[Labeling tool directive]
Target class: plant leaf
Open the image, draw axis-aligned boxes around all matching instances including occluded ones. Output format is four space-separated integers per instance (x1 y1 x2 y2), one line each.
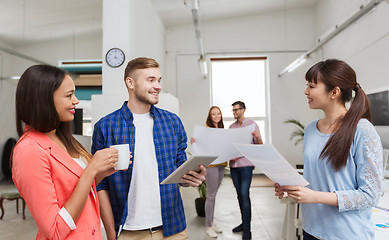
284 118 305 146
294 138 303 146
284 119 305 131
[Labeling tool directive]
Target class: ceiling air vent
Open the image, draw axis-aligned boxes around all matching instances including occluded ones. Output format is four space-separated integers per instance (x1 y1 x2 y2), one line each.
58 59 102 74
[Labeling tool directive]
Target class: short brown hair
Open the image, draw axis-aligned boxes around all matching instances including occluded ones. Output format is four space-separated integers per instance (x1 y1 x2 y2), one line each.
124 57 159 82
232 101 246 109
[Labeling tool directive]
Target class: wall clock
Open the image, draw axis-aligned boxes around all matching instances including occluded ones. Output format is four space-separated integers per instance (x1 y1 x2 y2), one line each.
105 48 125 68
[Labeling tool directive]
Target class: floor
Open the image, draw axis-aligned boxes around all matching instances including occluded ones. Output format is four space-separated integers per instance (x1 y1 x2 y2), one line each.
0 179 38 239
0 176 285 240
181 176 284 240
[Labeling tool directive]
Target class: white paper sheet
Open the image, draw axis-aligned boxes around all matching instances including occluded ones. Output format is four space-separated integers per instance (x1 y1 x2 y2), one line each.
233 143 309 186
191 124 256 165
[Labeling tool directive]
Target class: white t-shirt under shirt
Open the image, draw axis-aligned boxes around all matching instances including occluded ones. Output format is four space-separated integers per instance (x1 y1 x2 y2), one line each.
123 112 163 230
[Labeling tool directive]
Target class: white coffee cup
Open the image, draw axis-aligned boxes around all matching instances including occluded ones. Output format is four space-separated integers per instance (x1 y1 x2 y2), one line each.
110 144 130 170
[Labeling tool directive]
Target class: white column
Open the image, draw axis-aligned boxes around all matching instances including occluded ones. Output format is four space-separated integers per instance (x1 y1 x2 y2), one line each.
92 0 167 126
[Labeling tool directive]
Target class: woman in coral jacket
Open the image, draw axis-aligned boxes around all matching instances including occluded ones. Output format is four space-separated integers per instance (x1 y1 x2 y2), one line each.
12 65 122 239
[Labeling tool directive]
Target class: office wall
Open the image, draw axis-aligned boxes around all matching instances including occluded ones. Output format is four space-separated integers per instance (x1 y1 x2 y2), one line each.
14 30 103 75
0 40 17 77
313 0 389 148
165 8 319 166
0 80 18 180
0 42 19 180
92 0 166 126
0 31 102 180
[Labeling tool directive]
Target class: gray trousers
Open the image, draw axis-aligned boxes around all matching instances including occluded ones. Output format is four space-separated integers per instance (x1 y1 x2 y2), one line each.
205 165 225 227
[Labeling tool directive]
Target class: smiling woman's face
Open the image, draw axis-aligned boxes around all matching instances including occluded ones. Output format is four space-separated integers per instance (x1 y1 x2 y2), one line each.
304 79 333 110
210 107 222 124
53 75 79 122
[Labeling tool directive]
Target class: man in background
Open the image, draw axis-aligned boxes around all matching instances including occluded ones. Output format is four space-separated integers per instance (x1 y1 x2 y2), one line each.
229 101 262 240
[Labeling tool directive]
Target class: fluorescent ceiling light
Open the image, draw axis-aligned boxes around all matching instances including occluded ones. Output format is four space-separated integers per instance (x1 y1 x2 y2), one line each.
287 57 307 73
198 57 208 78
278 56 307 77
0 76 20 80
184 0 199 10
278 0 384 77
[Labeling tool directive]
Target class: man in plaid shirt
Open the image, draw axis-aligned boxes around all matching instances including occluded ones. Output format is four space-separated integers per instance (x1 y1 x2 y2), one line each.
92 57 206 240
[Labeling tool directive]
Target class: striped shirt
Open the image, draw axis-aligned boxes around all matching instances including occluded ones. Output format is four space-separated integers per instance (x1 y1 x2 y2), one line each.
93 102 188 237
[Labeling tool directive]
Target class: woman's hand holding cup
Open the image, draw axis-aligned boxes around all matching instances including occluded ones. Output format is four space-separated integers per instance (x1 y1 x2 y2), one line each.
90 148 119 174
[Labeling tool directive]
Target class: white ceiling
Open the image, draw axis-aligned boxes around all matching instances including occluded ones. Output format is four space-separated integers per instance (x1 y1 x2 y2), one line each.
0 0 317 47
153 0 318 26
0 0 102 46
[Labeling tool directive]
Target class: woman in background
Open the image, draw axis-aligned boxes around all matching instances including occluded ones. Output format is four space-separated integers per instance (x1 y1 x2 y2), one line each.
191 106 226 238
13 65 123 239
274 59 383 240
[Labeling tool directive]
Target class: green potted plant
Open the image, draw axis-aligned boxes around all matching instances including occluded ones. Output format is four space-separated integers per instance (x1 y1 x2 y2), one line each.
284 119 305 169
284 119 305 145
195 181 206 217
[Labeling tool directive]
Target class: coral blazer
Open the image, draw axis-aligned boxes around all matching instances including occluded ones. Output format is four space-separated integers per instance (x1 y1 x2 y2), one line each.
12 130 101 240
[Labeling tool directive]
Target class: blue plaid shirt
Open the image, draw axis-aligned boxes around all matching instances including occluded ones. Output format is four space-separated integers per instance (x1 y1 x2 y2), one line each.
92 102 188 237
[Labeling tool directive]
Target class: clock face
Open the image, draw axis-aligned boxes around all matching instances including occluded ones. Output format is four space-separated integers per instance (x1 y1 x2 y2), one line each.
105 48 125 68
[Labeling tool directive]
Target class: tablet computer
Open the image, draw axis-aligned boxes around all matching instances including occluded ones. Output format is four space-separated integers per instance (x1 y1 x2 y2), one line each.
160 155 218 184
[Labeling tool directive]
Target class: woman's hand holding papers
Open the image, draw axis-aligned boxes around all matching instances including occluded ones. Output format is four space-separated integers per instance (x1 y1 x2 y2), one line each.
278 185 316 203
274 183 288 199
180 165 206 187
274 183 338 206
274 183 316 203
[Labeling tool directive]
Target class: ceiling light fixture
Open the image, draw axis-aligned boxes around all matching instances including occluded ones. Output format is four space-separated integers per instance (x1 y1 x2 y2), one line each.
278 0 384 77
285 56 307 74
198 57 208 78
184 0 199 10
185 0 208 78
0 76 20 81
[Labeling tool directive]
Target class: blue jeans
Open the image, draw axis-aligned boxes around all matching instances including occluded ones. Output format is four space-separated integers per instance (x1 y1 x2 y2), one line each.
230 166 254 231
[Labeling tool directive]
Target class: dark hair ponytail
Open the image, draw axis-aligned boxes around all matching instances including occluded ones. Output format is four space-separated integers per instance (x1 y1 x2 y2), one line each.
305 59 371 171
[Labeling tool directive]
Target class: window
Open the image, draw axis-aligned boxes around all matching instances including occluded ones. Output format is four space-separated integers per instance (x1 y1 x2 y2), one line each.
211 57 269 143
